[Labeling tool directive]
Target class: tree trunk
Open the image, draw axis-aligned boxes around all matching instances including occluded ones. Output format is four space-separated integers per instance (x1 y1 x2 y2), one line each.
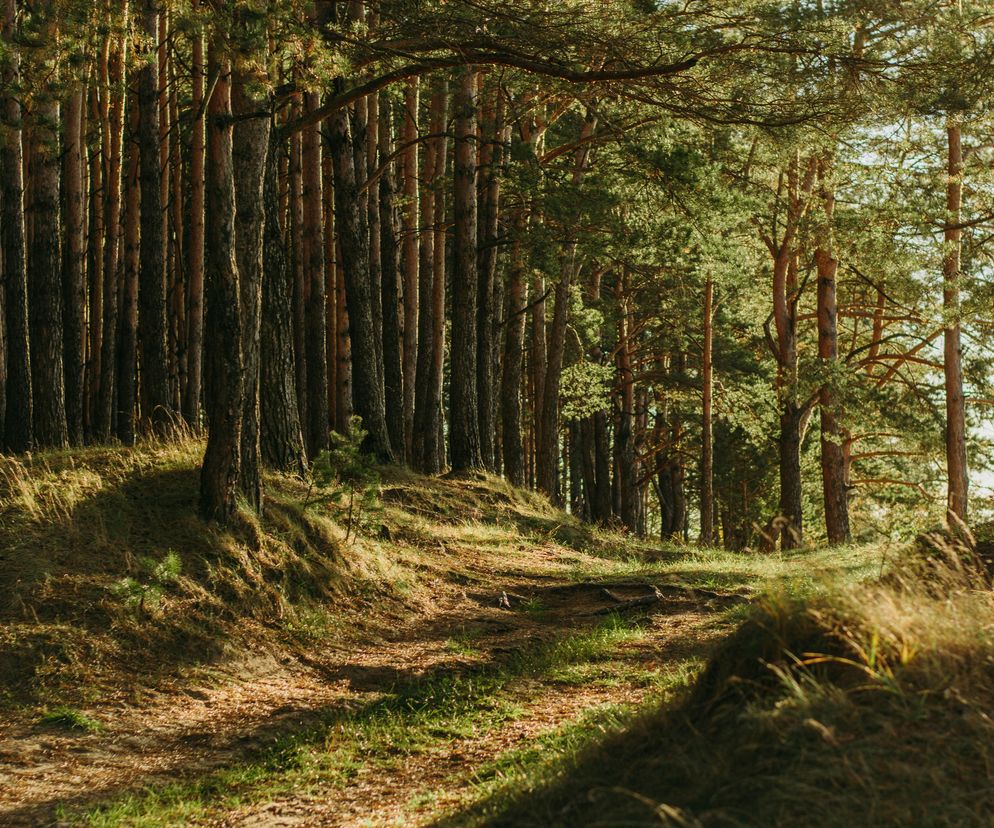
327 105 393 461
137 0 170 431
26 14 68 449
289 97 307 435
815 158 851 544
96 27 128 441
779 403 803 549
943 120 968 522
200 54 242 524
335 233 353 434
62 88 85 445
501 222 526 486
700 277 715 546
117 96 140 445
260 123 307 475
449 67 482 472
302 92 329 458
88 74 106 438
232 76 269 512
616 273 637 532
476 87 504 472
412 81 448 474
1 0 31 452
184 9 205 430
379 101 405 455
401 79 419 461
536 264 572 501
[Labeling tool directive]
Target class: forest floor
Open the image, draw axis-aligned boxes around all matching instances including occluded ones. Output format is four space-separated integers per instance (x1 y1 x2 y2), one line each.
0 441 907 827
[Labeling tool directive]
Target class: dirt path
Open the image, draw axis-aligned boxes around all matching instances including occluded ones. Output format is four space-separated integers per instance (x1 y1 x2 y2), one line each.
0 560 734 827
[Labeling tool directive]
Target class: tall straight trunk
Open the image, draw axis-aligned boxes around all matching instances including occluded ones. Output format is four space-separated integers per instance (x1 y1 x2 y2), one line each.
401 79 419 460
536 264 573 500
184 10 205 429
261 124 307 475
536 116 594 500
327 105 393 461
577 417 596 519
700 277 715 545
476 87 503 472
944 120 968 521
530 275 547 463
379 101 405 454
302 93 329 457
350 85 383 399
366 91 384 422
1 0 31 452
201 53 243 524
158 9 177 408
815 158 851 543
26 12 68 448
779 403 803 546
169 56 185 412
137 0 170 430
117 95 140 444
289 100 307 431
501 223 526 486
62 88 85 444
615 273 637 532
96 27 128 441
412 81 448 473
88 68 106 435
323 145 337 430
449 67 482 471
593 409 612 521
335 234 353 433
232 78 270 512
430 104 449 471
767 154 815 549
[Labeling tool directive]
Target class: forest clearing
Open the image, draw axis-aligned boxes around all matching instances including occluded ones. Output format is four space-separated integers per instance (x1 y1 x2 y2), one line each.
4 0 994 825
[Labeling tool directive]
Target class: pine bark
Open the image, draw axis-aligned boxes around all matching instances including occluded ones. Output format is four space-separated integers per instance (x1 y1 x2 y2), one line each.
96 28 128 441
449 68 483 471
117 96 141 444
232 77 270 511
26 9 68 448
260 124 307 475
1 0 31 452
943 121 969 522
137 0 170 430
327 105 394 461
700 278 715 545
302 93 329 457
401 80 419 461
379 102 405 455
476 87 503 472
62 89 85 444
412 81 448 473
184 12 205 429
815 158 851 544
200 55 243 523
501 221 526 486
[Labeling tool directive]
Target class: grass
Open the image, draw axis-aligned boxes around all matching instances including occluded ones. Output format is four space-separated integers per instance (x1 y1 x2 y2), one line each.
444 538 994 827
71 616 646 827
4 438 909 828
38 705 104 733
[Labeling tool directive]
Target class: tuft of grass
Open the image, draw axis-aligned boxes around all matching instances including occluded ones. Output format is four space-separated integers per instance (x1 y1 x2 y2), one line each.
39 705 104 733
